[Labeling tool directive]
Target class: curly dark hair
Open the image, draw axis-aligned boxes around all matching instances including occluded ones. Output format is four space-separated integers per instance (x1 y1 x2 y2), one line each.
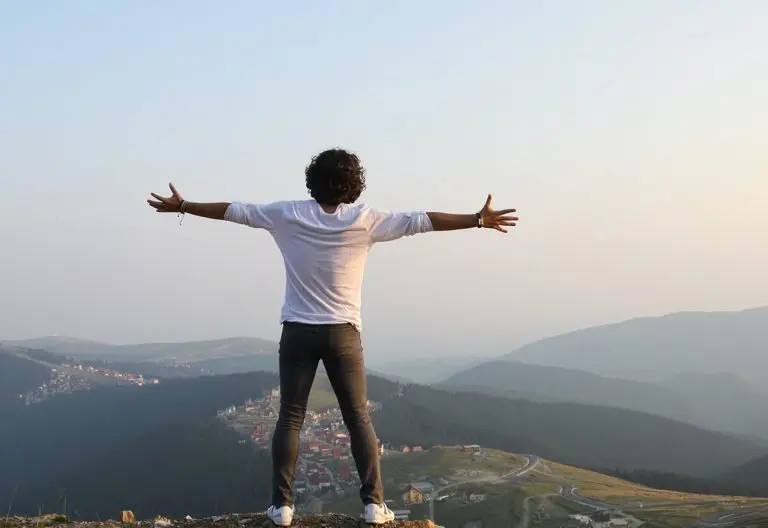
305 148 366 206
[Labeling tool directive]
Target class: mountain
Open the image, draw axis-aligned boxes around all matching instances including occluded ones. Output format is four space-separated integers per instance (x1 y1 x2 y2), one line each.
372 384 765 476
725 454 768 492
441 360 695 422
367 356 492 384
503 306 768 384
5 335 277 362
658 372 768 439
0 344 193 408
443 360 768 440
4 336 279 374
4 362 767 518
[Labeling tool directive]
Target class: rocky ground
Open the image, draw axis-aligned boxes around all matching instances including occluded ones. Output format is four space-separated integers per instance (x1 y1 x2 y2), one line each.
1 513 438 528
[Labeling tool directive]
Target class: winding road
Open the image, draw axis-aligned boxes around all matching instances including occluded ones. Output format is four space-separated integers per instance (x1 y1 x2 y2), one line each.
429 454 541 521
696 505 768 527
555 473 768 528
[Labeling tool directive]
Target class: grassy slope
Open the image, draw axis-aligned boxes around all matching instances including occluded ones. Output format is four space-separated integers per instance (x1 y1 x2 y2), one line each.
546 460 763 504
327 448 768 528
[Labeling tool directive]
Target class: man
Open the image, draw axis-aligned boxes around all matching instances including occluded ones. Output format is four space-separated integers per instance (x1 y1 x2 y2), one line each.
147 148 518 526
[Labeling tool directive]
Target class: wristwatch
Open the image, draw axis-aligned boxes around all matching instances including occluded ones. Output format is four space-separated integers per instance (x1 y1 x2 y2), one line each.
476 212 483 228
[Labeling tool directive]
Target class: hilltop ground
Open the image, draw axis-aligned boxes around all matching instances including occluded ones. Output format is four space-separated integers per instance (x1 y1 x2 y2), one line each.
2 513 437 528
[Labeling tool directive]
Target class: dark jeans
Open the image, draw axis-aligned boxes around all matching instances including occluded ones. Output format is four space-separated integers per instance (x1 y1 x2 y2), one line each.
271 321 384 507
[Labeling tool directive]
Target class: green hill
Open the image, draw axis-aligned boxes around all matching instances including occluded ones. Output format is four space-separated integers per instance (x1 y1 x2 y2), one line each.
725 454 768 490
15 419 272 520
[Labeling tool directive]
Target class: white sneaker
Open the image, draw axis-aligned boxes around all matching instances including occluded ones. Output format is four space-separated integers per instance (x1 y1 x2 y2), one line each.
364 503 395 524
266 505 294 526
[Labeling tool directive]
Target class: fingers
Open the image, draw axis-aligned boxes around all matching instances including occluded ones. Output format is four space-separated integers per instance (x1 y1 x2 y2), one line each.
169 182 181 198
484 193 492 209
151 192 170 204
496 208 516 215
147 199 173 212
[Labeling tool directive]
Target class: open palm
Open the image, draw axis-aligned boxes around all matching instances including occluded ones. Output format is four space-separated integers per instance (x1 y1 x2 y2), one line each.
479 194 518 233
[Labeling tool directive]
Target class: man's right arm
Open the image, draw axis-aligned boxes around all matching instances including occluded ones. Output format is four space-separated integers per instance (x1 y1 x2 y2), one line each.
426 213 481 231
147 183 284 230
428 195 517 234
370 194 517 242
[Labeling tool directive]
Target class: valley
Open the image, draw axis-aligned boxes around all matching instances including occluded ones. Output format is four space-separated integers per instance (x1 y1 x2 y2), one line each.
6 309 768 527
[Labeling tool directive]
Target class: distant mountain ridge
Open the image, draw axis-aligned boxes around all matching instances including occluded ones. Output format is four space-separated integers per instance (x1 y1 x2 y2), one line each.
503 306 768 384
442 360 695 422
4 335 276 360
3 336 279 375
442 306 768 440
442 359 768 440
367 356 492 384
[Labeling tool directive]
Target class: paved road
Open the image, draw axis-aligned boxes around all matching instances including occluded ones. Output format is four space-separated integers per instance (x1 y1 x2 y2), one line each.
697 504 768 527
429 454 541 521
560 486 616 510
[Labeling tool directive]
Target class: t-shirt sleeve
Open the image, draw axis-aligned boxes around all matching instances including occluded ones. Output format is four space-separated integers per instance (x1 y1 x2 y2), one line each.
368 208 434 243
224 201 287 230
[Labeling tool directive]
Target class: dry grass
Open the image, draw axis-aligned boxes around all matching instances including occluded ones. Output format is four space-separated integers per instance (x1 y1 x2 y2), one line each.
547 461 763 505
381 447 523 485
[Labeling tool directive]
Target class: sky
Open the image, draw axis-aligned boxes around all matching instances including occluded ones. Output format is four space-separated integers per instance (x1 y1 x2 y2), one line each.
1 1 767 360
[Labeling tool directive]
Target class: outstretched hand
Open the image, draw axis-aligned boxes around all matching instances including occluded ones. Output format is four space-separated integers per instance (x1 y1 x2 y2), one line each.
479 194 518 233
147 183 184 213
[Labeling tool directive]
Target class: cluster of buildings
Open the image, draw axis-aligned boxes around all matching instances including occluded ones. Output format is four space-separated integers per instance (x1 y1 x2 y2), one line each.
401 481 487 506
21 364 159 405
216 388 474 522
21 368 91 405
63 362 160 386
566 512 630 528
216 390 404 501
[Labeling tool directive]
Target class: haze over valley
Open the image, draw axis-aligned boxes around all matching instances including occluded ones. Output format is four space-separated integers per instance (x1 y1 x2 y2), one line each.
4 2 768 526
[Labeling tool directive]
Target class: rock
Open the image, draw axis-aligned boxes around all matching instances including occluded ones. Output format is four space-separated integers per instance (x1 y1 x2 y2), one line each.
1 513 440 528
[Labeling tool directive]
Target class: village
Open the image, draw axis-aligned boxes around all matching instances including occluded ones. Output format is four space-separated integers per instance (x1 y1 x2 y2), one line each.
215 388 495 521
21 363 160 405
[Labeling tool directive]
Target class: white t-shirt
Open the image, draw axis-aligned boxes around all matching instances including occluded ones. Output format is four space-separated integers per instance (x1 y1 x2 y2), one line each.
224 199 433 330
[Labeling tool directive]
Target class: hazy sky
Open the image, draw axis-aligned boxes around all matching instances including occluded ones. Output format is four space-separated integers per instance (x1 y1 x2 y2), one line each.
2 1 767 360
